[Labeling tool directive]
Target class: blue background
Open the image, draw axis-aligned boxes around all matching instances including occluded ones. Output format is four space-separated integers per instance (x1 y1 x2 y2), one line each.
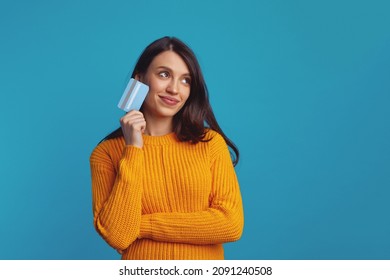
1 0 389 260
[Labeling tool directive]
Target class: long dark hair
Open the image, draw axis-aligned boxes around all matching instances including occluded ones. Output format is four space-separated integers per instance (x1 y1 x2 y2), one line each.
100 36 239 165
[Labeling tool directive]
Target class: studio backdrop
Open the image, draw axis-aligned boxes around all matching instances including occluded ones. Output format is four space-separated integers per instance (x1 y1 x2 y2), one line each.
0 0 389 259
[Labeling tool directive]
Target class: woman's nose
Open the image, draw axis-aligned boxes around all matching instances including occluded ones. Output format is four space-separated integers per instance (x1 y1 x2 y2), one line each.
167 79 179 94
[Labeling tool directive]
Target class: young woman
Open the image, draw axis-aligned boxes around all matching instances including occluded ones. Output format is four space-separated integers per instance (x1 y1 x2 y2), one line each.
90 36 244 260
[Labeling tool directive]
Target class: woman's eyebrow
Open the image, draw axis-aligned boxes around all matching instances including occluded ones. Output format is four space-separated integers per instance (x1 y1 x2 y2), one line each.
156 66 190 76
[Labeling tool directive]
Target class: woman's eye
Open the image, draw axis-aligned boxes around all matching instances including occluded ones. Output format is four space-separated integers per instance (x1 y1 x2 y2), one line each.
182 77 191 85
159 71 169 78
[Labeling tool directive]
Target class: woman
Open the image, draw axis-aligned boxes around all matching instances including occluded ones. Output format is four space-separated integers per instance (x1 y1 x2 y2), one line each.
90 36 244 260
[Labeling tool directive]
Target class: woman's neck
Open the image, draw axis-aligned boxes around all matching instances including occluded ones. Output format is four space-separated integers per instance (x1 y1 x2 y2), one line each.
143 114 174 136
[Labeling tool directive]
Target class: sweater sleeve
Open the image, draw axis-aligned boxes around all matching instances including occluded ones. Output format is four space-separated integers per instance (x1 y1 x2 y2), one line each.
139 133 244 245
90 143 144 250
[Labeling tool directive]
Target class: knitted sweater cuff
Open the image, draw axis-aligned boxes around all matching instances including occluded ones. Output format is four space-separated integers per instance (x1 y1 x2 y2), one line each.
139 214 152 239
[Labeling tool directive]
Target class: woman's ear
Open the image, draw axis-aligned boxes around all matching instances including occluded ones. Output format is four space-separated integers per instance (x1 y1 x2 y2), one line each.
134 74 142 82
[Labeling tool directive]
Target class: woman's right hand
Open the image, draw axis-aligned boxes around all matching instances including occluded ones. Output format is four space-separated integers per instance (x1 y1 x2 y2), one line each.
120 110 146 148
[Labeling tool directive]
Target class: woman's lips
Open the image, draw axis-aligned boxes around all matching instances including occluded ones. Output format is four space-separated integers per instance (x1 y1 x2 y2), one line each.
159 95 180 106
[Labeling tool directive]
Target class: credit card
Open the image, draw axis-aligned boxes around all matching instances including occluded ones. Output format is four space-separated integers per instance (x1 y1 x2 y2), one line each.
117 78 149 112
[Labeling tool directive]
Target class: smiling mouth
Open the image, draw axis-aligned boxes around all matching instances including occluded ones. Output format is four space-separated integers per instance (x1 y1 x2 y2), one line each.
159 95 180 106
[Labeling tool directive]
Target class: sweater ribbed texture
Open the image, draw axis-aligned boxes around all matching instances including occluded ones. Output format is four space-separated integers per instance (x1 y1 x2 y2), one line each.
90 129 244 260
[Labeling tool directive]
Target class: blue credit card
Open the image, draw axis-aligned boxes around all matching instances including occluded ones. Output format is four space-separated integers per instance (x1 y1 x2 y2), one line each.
117 78 149 112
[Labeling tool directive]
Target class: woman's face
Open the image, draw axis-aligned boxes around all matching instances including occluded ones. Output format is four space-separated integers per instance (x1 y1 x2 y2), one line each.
138 51 191 119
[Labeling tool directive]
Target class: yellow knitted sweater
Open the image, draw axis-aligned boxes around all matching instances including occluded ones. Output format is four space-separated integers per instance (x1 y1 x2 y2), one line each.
90 129 244 260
